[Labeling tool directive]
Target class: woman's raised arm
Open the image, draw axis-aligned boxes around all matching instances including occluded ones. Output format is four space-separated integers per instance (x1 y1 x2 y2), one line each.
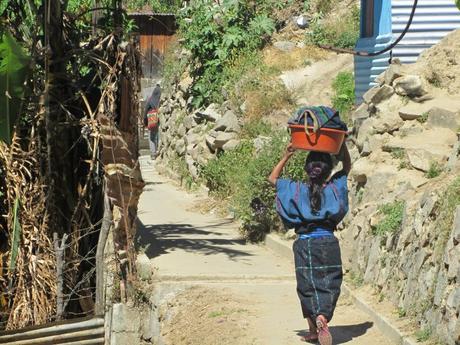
268 144 296 186
339 143 351 174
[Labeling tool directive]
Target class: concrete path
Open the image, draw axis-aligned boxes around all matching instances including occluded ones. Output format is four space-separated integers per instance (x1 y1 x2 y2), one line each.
136 156 395 345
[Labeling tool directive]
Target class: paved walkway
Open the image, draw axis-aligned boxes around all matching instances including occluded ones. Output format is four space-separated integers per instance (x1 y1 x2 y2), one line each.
136 156 394 345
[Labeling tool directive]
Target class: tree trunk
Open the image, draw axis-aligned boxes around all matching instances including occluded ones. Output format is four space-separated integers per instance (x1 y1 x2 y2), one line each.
43 0 74 236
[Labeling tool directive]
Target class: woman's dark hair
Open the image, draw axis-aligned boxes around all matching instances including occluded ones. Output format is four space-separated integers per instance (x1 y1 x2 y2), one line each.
305 152 333 212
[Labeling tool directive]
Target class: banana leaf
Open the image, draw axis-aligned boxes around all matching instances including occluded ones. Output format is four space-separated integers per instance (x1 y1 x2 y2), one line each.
0 0 8 16
0 33 31 144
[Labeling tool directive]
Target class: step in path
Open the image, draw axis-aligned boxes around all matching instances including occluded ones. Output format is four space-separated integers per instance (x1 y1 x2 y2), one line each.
136 156 394 345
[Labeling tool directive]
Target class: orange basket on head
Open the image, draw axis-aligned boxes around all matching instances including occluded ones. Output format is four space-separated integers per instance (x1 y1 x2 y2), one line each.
289 125 346 154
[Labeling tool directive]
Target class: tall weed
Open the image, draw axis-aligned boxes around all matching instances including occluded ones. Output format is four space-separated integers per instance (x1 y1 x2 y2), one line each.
332 71 355 123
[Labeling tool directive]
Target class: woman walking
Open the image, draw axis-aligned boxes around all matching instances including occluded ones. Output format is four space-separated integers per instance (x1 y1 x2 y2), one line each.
268 143 351 345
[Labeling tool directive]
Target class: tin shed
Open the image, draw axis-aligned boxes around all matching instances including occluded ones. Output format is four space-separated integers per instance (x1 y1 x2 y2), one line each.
354 0 460 103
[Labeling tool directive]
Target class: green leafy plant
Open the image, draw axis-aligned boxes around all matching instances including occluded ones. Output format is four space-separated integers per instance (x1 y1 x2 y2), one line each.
200 130 309 241
0 33 31 143
417 112 429 124
240 119 273 139
347 271 364 287
388 148 411 170
332 71 355 122
425 161 442 179
307 5 359 49
178 0 275 108
200 141 255 198
373 200 405 236
122 0 183 13
356 188 364 203
397 307 407 318
0 0 9 15
415 328 432 342
389 148 405 160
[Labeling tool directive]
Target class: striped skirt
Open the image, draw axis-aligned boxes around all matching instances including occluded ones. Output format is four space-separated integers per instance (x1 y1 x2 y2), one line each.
293 236 343 322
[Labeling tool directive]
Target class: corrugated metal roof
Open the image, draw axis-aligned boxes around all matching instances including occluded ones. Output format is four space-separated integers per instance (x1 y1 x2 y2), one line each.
392 0 460 63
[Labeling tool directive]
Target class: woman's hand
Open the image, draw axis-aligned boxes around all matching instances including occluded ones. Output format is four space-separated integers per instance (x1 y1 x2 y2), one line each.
268 143 296 186
284 143 296 158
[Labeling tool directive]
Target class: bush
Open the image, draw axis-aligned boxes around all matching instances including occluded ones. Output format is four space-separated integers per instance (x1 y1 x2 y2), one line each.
307 5 360 49
178 0 275 108
332 71 355 123
373 200 405 236
200 141 254 198
425 161 442 179
240 118 273 139
200 130 309 241
125 0 183 13
223 50 297 120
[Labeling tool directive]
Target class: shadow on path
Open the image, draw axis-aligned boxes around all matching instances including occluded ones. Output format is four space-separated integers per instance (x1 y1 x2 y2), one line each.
136 219 252 260
295 321 374 344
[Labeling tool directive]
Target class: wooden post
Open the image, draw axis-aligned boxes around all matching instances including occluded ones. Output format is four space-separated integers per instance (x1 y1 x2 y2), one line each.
53 233 68 321
95 192 112 316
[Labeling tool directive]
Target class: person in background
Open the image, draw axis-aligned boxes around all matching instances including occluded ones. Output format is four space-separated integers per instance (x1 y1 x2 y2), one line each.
268 143 351 345
144 82 161 160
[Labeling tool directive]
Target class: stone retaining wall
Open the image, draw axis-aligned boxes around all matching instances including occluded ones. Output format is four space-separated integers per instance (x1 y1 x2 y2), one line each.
341 61 460 344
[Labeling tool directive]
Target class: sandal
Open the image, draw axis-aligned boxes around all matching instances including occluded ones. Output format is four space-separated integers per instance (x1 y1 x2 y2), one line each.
301 332 319 343
316 315 332 345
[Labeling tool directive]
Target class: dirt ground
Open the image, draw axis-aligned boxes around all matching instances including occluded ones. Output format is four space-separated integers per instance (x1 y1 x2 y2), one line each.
160 283 394 345
161 286 257 345
409 29 460 96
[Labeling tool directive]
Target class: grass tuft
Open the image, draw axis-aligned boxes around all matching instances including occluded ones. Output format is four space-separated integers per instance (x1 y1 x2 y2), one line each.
425 161 442 179
373 201 405 236
332 71 355 124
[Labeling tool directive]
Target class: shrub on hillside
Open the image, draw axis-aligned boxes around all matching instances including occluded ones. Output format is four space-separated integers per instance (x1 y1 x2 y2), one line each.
332 71 355 123
307 5 360 49
222 50 297 120
373 200 405 236
200 130 309 241
178 0 276 108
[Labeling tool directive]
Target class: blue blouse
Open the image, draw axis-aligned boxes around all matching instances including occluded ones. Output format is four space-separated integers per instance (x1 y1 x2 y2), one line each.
275 171 349 230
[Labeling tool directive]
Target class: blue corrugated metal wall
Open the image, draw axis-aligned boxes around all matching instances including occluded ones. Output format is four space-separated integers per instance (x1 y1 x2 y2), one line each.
392 0 460 63
355 0 393 104
355 0 460 103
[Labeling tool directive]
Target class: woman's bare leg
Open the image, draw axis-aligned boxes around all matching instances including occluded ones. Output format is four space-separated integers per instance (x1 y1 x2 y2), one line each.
302 317 318 342
307 317 317 333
